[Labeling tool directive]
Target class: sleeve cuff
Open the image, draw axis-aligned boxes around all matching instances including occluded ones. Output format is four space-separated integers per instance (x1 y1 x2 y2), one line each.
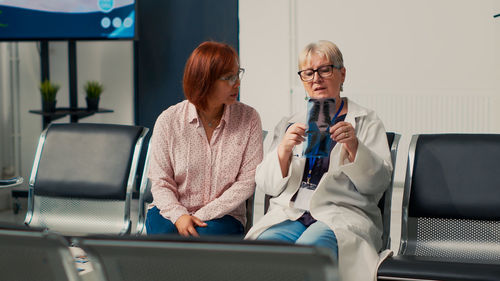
339 141 378 179
160 207 189 224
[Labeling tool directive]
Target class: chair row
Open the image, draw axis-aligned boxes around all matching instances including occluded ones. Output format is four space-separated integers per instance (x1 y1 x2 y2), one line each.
259 132 500 281
378 134 500 280
2 123 500 280
0 125 401 243
0 221 338 281
258 132 500 280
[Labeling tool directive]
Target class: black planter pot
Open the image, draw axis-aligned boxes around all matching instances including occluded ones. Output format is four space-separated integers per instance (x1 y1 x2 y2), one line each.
86 97 100 111
42 100 56 112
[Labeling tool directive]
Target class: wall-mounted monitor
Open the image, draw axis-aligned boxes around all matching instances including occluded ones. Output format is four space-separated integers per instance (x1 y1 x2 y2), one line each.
0 0 136 40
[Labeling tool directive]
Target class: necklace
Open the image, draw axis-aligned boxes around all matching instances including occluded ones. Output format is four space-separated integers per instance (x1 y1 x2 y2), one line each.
207 119 217 127
199 110 223 128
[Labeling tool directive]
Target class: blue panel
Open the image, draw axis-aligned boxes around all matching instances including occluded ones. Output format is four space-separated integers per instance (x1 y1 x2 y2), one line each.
0 3 136 40
134 0 239 130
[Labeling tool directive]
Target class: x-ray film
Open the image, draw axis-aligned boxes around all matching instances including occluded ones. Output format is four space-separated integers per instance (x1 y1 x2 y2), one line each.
302 98 336 158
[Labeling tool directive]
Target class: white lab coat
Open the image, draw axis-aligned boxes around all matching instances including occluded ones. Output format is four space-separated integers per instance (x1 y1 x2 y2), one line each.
245 98 393 281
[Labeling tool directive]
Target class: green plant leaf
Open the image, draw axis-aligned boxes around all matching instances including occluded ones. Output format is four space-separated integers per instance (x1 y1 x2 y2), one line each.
84 80 104 99
39 80 60 102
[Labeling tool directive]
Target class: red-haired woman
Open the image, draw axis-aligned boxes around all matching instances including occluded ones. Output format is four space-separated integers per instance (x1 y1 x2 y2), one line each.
146 41 263 237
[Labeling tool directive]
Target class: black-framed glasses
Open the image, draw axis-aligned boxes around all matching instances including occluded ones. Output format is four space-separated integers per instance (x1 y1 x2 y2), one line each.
220 68 245 85
297 64 341 82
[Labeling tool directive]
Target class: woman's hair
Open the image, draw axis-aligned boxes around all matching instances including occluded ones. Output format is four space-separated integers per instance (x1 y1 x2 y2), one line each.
298 40 344 91
183 41 238 110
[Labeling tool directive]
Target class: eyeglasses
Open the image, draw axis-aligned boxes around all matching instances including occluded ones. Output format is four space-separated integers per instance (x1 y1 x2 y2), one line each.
297 64 341 82
220 68 245 85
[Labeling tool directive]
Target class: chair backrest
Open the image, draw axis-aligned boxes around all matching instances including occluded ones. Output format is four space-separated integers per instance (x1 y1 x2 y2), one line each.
76 235 338 281
379 132 401 250
399 134 500 261
245 192 254 233
25 123 148 235
136 139 153 235
0 222 81 281
263 132 400 251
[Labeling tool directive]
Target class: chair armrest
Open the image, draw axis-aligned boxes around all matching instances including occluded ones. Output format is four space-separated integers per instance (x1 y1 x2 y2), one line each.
0 177 24 188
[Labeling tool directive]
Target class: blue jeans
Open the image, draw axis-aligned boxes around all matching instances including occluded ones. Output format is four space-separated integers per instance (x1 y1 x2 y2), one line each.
146 206 244 236
257 220 338 258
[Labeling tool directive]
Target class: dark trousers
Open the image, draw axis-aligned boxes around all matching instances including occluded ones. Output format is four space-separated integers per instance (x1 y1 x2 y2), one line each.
146 206 244 236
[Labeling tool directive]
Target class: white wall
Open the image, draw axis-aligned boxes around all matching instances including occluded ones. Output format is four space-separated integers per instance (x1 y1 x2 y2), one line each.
239 0 294 132
240 0 500 221
49 41 135 124
0 41 134 209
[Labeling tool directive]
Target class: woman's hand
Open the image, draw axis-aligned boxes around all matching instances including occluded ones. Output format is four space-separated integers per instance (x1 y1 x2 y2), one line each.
330 121 358 162
277 123 306 177
175 214 207 237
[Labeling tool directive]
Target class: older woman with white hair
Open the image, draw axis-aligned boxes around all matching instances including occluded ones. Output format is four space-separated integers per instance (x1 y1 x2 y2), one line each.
245 40 392 281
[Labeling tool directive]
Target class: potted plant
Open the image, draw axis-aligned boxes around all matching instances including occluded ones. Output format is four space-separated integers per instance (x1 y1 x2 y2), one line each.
84 80 103 111
39 79 59 112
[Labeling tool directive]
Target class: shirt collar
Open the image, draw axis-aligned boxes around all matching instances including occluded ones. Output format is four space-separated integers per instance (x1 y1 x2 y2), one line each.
187 101 199 125
187 101 231 128
219 104 230 126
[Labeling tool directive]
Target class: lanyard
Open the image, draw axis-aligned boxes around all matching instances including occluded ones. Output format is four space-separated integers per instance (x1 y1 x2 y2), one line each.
306 99 344 183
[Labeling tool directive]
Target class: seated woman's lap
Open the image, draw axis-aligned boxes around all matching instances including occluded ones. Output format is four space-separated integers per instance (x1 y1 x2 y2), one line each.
197 215 244 236
146 206 244 236
257 220 338 257
256 220 306 242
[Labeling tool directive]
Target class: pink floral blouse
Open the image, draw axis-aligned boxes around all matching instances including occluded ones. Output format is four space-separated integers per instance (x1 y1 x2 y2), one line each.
148 100 263 226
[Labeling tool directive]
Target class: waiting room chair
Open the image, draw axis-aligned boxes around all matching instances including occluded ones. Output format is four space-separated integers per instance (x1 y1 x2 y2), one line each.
76 234 338 281
0 222 81 281
263 132 400 251
378 134 500 281
25 123 148 235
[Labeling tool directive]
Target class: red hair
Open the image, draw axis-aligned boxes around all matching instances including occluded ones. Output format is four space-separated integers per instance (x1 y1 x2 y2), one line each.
183 41 238 110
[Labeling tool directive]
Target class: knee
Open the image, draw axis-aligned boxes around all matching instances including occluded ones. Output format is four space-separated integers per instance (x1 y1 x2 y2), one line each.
298 230 337 244
257 227 293 242
145 207 177 235
256 229 280 241
297 236 338 259
196 215 244 236
296 229 338 257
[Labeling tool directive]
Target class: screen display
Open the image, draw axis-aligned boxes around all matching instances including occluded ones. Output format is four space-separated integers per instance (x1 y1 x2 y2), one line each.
0 0 136 40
